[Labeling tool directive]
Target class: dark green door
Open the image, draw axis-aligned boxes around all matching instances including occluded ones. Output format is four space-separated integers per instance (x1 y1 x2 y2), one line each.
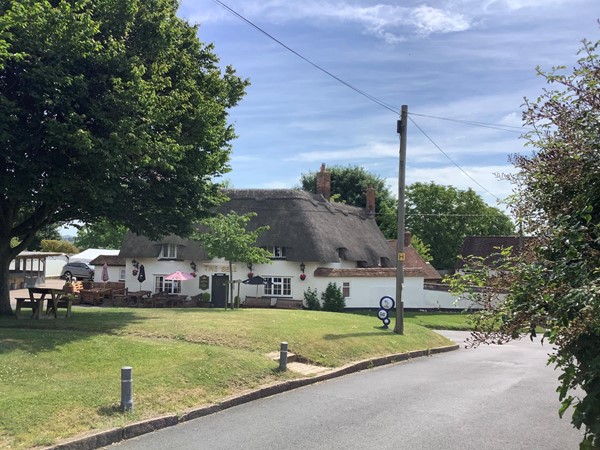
211 274 229 308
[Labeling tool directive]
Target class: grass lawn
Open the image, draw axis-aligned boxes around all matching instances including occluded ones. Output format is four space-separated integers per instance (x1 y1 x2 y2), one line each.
0 307 459 449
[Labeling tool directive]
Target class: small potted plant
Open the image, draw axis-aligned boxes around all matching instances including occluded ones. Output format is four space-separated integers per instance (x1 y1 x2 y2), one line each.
199 292 211 308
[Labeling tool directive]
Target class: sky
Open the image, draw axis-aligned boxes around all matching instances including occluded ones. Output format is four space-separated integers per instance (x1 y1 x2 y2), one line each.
172 0 599 214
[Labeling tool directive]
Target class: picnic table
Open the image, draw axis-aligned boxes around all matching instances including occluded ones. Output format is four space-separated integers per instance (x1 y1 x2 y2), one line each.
15 287 74 319
79 288 113 306
126 290 152 307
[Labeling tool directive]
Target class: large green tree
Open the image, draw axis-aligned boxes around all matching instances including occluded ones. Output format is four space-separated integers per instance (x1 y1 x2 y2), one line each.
299 165 397 238
194 212 271 310
0 0 248 315
449 38 600 449
74 219 128 250
405 182 514 270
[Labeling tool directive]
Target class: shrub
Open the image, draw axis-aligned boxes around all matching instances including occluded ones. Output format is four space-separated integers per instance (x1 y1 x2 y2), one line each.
304 287 320 310
201 292 210 302
321 282 345 312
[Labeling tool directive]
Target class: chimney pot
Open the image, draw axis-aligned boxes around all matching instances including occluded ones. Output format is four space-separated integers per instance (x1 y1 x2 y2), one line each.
316 163 331 201
404 230 412 247
366 185 376 215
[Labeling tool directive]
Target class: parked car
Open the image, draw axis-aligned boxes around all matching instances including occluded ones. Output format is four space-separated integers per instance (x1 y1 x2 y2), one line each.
60 262 94 280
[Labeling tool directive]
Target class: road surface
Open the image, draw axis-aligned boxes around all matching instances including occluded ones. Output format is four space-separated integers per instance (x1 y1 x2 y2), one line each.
108 331 583 450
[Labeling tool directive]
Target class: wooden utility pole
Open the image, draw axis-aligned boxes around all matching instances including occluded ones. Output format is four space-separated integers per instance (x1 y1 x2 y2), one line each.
394 105 408 335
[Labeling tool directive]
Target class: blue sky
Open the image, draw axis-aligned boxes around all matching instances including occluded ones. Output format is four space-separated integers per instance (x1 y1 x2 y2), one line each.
179 1 598 210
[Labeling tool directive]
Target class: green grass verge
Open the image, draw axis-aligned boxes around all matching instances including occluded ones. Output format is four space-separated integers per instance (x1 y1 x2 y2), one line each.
0 307 456 448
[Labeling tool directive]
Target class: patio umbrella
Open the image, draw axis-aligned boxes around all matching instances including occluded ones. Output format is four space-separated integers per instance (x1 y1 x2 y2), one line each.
242 275 271 299
137 264 146 289
101 262 109 283
164 271 195 281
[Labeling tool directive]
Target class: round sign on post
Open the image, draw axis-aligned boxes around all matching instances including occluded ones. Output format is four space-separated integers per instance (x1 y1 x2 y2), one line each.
377 296 395 329
379 296 395 310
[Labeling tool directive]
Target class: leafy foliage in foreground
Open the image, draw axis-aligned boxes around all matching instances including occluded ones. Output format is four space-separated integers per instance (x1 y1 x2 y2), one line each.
449 37 600 449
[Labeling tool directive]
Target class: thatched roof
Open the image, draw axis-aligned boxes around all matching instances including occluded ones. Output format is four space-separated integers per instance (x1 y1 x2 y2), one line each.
119 189 395 267
88 255 126 266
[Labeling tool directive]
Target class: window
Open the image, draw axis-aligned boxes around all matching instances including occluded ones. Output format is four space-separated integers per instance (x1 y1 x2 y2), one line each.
264 277 291 297
154 276 181 294
262 246 286 259
119 268 126 281
342 282 350 298
159 244 177 259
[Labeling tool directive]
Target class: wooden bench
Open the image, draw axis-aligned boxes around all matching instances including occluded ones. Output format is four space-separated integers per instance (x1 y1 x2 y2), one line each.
275 299 303 309
46 294 74 319
14 297 40 319
243 296 276 308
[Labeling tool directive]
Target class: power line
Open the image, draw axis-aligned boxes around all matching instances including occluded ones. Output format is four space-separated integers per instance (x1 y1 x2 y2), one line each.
210 0 398 115
409 116 501 203
209 0 507 203
209 0 523 136
409 112 528 134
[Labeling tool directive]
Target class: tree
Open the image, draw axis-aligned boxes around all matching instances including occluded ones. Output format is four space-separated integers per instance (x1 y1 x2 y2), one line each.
40 239 78 254
405 182 514 270
74 219 128 250
321 282 345 312
194 212 271 310
27 225 61 251
411 234 433 263
0 0 248 315
300 165 398 239
449 38 600 449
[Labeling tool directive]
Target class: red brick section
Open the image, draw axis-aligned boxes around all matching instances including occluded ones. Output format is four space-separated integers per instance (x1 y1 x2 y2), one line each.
316 163 331 200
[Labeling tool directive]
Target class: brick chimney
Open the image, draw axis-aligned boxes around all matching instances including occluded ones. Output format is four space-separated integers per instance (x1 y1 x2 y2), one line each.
366 185 376 215
404 230 412 247
316 163 331 201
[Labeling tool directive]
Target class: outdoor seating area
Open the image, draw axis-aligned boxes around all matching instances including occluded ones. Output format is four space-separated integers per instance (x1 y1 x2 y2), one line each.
242 296 303 309
77 281 126 306
14 287 74 319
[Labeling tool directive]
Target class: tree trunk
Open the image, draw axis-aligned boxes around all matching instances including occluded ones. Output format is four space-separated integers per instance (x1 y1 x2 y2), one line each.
0 239 15 316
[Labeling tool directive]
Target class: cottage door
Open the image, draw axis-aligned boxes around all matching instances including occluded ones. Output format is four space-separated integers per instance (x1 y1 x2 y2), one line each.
211 274 229 308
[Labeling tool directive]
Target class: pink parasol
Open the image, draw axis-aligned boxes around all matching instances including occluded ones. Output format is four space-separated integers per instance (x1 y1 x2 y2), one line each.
164 271 195 281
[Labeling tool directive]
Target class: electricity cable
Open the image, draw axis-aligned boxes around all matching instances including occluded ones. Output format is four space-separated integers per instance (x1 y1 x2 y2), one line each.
210 0 509 203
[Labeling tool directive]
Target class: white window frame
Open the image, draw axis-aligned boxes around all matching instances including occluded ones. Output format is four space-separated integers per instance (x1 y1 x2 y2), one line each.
342 281 351 299
154 276 181 294
263 246 286 259
119 268 126 281
264 276 291 297
159 244 177 260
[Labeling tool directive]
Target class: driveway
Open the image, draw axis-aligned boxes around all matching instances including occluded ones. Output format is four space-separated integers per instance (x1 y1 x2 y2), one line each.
107 330 583 449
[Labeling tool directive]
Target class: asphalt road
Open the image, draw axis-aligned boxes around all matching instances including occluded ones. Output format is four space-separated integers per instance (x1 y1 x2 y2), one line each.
108 331 584 450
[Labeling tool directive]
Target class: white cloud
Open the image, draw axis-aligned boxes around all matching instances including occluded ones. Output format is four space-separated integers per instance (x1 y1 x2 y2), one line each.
410 5 470 35
187 1 473 42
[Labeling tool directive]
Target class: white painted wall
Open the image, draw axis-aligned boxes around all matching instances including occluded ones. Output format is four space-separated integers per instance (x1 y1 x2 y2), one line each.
44 255 69 278
123 257 429 309
93 266 126 283
123 257 499 310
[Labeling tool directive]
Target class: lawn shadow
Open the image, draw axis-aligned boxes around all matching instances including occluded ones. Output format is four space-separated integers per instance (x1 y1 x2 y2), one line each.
0 307 146 354
322 327 396 340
